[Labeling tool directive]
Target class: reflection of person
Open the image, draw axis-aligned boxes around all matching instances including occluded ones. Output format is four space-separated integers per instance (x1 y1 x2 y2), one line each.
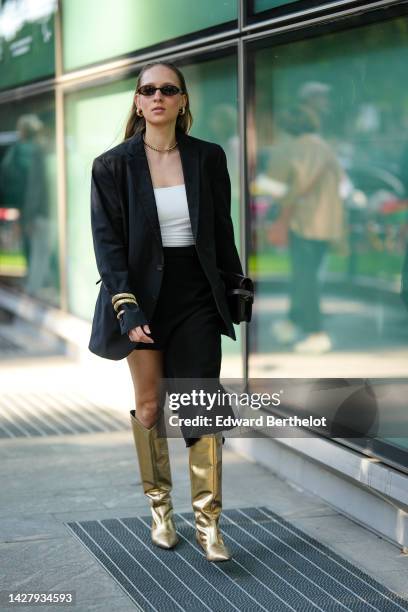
89 61 244 562
270 103 345 354
298 81 331 121
0 114 49 294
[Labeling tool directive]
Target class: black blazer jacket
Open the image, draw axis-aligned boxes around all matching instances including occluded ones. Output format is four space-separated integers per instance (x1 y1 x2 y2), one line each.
89 126 244 360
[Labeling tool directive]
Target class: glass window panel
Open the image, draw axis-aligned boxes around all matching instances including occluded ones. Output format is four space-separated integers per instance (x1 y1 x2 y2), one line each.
65 53 242 374
251 0 346 17
0 94 59 306
62 0 237 72
254 0 297 10
0 0 56 91
248 15 408 461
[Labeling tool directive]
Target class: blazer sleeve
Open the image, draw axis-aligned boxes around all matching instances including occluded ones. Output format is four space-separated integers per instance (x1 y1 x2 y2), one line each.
212 145 244 276
91 156 148 335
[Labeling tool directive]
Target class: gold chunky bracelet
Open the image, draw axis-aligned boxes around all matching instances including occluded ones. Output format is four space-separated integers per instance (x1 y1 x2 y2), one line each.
113 298 137 312
112 292 137 306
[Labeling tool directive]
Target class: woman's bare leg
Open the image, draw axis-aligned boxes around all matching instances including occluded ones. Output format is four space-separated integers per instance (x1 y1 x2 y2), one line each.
127 349 178 549
126 350 164 428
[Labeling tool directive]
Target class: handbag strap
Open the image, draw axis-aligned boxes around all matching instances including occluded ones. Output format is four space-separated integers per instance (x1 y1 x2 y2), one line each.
227 288 253 301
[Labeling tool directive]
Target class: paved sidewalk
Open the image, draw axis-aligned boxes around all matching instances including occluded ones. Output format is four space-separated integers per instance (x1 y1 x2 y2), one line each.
1 344 408 609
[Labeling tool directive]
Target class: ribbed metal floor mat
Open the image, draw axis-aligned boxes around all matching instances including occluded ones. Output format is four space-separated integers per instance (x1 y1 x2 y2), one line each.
65 506 408 612
0 391 129 438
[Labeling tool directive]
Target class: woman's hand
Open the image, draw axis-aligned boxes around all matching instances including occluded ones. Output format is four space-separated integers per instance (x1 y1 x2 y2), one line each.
128 324 154 343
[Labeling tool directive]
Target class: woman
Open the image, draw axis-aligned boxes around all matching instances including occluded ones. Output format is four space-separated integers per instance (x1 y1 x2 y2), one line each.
89 61 244 562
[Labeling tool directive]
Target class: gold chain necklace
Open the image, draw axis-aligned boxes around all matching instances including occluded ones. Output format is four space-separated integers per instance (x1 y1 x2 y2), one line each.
143 136 178 152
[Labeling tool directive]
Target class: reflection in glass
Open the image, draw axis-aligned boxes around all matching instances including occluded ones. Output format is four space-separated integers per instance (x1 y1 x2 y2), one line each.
249 16 408 373
0 0 57 90
254 0 298 11
248 14 408 458
0 97 59 305
62 0 237 72
267 97 346 354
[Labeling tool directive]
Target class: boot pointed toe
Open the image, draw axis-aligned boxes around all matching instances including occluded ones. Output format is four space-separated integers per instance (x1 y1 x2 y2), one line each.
196 531 231 561
152 524 179 549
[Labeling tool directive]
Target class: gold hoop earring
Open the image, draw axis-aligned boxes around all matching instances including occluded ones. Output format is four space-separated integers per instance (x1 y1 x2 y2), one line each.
179 107 185 116
136 108 144 117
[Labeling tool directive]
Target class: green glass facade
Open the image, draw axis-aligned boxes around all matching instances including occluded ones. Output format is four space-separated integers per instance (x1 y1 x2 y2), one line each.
0 93 59 304
0 0 56 91
252 0 344 13
248 12 408 457
65 78 136 320
254 0 297 10
62 0 237 71
0 0 407 469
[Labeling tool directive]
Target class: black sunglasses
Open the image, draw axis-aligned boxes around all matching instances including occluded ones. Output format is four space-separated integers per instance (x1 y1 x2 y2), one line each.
137 85 183 97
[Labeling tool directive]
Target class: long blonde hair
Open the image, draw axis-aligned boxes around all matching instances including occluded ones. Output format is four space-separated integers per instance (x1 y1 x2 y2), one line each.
123 61 193 140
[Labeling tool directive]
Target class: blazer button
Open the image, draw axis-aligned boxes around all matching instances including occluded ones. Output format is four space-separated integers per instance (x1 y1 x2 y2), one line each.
156 264 164 271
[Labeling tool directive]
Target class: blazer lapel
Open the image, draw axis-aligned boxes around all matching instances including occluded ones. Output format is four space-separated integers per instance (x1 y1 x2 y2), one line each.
126 127 200 248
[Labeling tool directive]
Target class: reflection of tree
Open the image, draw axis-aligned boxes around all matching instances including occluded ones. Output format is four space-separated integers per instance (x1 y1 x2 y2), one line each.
262 16 408 171
0 0 57 42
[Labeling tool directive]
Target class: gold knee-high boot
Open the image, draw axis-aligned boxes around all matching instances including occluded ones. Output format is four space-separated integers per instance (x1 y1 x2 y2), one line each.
130 409 179 549
189 432 231 562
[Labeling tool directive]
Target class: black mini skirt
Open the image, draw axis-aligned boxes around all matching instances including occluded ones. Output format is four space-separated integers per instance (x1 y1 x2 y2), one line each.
131 245 223 353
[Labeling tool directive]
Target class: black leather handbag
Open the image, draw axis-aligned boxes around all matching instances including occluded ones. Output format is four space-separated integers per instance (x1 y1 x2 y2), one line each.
218 269 254 324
